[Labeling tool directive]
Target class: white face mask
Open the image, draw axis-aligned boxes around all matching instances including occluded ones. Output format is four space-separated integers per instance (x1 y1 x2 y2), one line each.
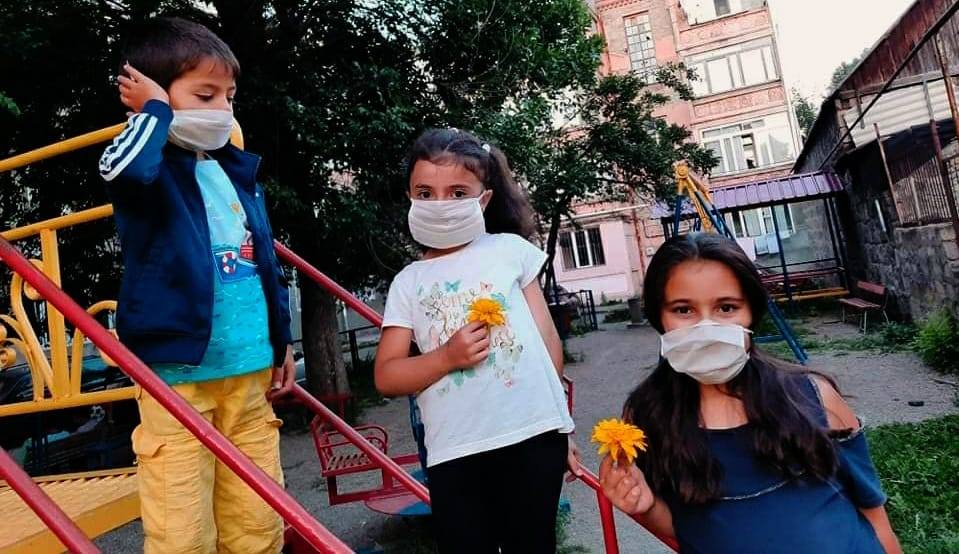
168 109 234 152
408 197 487 249
660 320 752 385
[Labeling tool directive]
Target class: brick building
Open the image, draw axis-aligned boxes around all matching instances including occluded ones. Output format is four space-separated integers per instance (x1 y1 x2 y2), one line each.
554 0 804 301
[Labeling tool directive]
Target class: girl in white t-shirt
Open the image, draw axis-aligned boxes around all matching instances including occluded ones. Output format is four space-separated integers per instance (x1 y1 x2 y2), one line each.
375 128 580 553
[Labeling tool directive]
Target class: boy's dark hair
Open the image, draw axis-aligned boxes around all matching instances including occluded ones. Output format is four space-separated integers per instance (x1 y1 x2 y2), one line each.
404 128 537 239
121 17 240 89
626 233 841 505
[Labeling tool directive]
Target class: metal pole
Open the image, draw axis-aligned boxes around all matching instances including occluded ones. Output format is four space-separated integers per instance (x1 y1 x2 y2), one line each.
934 33 959 240
822 197 846 290
929 119 959 239
770 207 794 306
935 33 959 140
0 237 353 554
0 447 100 553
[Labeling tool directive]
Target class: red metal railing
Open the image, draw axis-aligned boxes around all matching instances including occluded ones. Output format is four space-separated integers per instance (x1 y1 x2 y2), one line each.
0 236 352 554
0 447 100 553
274 240 680 553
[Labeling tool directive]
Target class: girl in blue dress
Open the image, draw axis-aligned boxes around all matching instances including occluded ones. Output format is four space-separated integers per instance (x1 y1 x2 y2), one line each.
600 233 901 553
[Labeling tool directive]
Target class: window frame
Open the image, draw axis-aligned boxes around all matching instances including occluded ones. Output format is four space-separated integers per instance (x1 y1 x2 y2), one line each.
559 227 607 269
624 12 658 82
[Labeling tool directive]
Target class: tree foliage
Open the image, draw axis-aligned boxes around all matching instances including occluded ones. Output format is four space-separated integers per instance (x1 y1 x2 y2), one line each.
792 88 818 141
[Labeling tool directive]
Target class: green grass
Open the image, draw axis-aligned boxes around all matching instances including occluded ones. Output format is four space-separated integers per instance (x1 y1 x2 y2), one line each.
869 415 959 553
757 315 917 360
602 308 631 323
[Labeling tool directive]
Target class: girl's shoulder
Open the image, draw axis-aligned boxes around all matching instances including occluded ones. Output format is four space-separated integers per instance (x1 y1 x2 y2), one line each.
807 374 860 432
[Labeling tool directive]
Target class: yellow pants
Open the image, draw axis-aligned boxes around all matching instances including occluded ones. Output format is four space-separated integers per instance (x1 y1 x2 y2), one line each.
132 369 284 554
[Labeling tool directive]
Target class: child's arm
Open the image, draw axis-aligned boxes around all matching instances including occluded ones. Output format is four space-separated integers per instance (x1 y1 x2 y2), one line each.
374 322 489 397
522 282 563 377
599 455 675 541
815 377 903 554
99 64 172 184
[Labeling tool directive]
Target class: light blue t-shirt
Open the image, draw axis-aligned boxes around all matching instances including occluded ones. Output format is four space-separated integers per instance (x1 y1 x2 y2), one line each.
153 159 273 385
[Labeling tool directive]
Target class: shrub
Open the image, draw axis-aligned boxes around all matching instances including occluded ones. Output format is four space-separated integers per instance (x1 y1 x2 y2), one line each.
913 310 959 374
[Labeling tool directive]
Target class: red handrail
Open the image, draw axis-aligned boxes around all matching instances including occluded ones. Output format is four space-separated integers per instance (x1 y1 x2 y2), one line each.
274 241 679 553
578 469 621 554
0 236 352 554
0 447 100 553
274 242 383 327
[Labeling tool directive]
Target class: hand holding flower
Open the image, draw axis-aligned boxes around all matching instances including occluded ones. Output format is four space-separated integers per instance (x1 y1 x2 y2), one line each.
441 321 490 371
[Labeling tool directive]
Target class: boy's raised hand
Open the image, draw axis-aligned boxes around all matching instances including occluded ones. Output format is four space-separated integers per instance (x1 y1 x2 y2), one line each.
118 63 169 113
441 321 490 370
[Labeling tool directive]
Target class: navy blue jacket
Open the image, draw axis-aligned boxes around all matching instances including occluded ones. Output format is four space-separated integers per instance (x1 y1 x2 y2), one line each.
99 99 292 367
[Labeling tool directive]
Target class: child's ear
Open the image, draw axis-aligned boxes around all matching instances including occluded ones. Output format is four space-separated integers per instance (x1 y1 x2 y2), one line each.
480 189 493 211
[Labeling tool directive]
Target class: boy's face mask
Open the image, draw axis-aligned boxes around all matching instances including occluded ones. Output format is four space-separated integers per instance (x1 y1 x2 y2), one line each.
408 197 487 249
660 320 752 385
168 109 234 152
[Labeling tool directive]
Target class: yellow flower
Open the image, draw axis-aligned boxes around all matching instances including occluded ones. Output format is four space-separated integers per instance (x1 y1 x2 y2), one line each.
467 297 507 327
591 418 647 465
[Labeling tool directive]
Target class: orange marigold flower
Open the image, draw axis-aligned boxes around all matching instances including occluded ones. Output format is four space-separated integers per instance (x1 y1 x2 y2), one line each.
467 297 507 327
591 418 647 465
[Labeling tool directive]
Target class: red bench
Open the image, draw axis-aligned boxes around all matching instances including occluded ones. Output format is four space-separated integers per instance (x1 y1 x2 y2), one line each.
839 281 889 332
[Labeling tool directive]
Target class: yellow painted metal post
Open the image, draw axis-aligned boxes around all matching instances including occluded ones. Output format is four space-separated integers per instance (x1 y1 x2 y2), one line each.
39 229 69 398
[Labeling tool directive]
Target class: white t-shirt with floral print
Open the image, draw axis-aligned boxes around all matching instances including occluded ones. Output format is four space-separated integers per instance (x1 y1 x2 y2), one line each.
382 233 575 467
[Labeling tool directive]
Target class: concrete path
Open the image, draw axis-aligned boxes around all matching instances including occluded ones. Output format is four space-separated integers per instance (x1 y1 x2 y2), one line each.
98 319 958 553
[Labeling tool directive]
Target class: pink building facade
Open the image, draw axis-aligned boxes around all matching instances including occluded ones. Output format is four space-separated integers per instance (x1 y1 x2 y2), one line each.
554 0 803 300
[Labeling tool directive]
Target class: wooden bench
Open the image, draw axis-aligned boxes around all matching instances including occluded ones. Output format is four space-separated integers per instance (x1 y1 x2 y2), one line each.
839 280 889 332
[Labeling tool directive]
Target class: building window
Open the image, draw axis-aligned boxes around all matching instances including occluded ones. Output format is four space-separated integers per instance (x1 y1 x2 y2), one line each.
701 112 795 176
685 0 765 25
559 227 606 269
688 38 779 97
624 13 657 82
724 205 795 253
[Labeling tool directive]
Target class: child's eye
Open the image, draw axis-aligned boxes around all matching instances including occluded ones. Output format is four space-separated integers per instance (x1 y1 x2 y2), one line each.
673 306 693 315
452 190 468 198
416 191 432 199
196 94 214 101
718 304 738 313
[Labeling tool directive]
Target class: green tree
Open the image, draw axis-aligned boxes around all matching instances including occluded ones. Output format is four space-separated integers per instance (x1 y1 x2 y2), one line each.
792 88 818 140
828 49 868 93
480 66 716 291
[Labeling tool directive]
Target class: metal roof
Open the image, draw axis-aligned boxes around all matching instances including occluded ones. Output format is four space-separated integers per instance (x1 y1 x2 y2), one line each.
651 171 844 218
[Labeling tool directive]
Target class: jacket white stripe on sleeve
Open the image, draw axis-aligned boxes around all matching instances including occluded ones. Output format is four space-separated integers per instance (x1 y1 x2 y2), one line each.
101 116 158 181
99 113 151 173
100 114 142 169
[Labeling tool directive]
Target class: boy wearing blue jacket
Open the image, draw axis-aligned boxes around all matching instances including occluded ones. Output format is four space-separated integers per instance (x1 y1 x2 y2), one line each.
99 17 293 553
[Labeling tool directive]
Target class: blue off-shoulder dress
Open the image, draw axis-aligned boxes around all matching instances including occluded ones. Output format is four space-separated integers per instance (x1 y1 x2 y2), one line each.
662 377 887 553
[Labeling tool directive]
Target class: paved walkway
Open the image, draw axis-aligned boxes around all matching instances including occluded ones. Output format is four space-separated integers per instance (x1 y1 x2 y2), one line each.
98 319 958 552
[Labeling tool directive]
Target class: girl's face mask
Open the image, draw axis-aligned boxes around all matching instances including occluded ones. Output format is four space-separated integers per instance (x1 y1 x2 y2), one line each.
168 109 234 152
407 193 489 249
660 320 752 385
408 191 492 250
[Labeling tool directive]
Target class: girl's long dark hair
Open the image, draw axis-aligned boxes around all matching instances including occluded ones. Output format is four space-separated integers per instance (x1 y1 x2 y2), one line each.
405 128 536 238
626 233 840 504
